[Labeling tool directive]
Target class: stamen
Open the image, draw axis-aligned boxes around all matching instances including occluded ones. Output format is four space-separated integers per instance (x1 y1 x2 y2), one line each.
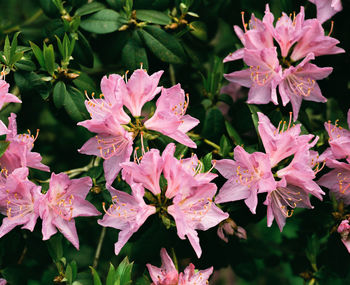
328 21 334 36
241 11 248 32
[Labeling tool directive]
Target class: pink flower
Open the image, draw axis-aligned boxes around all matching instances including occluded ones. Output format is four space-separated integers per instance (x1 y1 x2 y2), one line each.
264 177 314 231
0 278 6 285
279 53 332 120
78 113 133 186
225 48 282 105
0 79 21 110
147 248 213 285
309 0 342 24
290 18 344 61
324 110 350 161
121 148 164 196
318 159 350 205
220 82 244 102
0 113 49 173
146 248 179 285
178 263 213 285
144 84 199 148
38 173 100 250
337 219 350 253
98 183 156 255
265 6 306 57
217 218 247 243
120 69 163 117
168 183 229 258
257 112 319 166
224 7 274 62
214 145 276 214
0 168 42 237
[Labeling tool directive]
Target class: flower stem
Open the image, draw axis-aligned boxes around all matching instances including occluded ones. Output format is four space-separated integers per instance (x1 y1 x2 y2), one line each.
92 227 107 268
203 139 220 151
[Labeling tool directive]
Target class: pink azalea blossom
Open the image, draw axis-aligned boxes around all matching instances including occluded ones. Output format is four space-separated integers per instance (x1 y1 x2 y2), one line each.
144 84 199 148
264 6 306 57
78 112 133 186
168 182 229 258
224 7 274 62
121 148 164 196
0 78 21 110
323 110 350 161
309 0 343 24
217 218 247 243
264 177 314 231
147 248 213 285
0 113 49 173
0 278 6 285
38 173 100 250
146 248 179 285
279 53 332 120
98 183 156 255
290 18 344 61
337 219 350 253
120 69 163 117
220 82 244 102
225 47 282 105
0 167 42 238
178 263 213 285
257 112 320 166
214 145 276 214
318 158 350 205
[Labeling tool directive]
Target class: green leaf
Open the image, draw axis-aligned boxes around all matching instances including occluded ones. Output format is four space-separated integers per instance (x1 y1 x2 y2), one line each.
201 107 225 141
202 152 213 172
135 10 171 25
14 58 36 71
115 257 133 285
30 42 45 69
3 35 11 64
73 72 97 94
73 31 94 67
219 134 231 157
0 141 10 159
64 85 89 121
53 81 67 109
122 31 148 71
189 21 207 41
225 121 244 146
139 26 186 64
46 234 63 263
43 43 55 75
106 263 116 285
75 2 106 16
247 104 261 136
90 267 102 285
65 264 73 285
80 9 122 34
9 32 20 64
106 0 123 10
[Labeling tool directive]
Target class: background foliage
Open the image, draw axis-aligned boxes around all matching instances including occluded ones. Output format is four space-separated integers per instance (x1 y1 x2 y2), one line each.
0 0 349 284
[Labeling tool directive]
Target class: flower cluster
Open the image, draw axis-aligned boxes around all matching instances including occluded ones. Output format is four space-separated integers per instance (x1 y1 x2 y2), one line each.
318 109 350 204
98 143 228 257
214 112 324 231
78 68 199 186
147 248 213 285
224 4 344 120
0 82 99 249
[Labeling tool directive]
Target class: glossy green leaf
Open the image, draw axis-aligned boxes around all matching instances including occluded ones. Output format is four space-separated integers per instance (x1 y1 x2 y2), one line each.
106 263 116 285
225 121 244 145
43 43 55 75
73 31 94 67
201 107 225 141
135 10 171 25
202 152 213 172
139 26 185 64
75 2 105 16
64 85 89 121
53 81 67 109
122 31 148 71
80 9 122 34
115 257 133 285
46 234 63 263
90 267 102 285
14 58 36 71
73 72 97 94
219 134 231 157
